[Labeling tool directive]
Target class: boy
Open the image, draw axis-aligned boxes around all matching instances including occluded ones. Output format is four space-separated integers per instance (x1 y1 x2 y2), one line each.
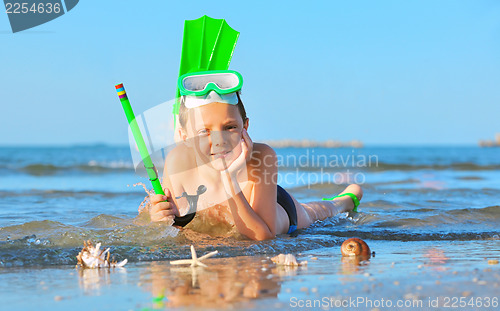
149 70 362 240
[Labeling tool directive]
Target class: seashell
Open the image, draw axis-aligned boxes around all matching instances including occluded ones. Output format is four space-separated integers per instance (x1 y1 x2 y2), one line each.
271 254 307 266
341 238 371 258
76 240 127 269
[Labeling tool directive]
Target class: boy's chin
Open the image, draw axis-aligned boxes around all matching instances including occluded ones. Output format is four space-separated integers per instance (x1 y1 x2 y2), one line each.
209 157 235 171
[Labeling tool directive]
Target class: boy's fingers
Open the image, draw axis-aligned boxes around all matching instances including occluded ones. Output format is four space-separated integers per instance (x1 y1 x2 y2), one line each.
242 130 253 155
242 133 253 161
243 129 253 145
242 129 249 144
149 187 179 222
153 210 176 222
155 216 175 222
153 214 174 222
241 139 248 153
151 201 172 213
150 194 166 204
157 210 175 218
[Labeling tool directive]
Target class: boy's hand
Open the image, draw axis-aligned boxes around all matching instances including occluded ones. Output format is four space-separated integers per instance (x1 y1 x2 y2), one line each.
222 128 253 177
149 188 179 222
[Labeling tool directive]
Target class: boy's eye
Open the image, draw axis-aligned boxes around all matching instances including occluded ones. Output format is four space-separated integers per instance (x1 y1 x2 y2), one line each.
224 125 238 130
197 129 209 136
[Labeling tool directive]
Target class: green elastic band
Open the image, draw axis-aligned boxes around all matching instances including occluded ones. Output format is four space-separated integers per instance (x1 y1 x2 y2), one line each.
322 193 360 212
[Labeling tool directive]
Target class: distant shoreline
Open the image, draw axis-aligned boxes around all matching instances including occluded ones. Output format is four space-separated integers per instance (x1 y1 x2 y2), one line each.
263 139 363 148
478 133 500 147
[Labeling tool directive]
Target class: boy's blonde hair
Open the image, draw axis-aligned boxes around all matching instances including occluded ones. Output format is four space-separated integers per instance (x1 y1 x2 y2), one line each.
178 93 248 128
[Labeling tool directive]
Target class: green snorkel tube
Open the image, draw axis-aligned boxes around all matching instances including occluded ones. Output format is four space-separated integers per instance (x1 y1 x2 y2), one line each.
115 84 163 195
115 83 195 226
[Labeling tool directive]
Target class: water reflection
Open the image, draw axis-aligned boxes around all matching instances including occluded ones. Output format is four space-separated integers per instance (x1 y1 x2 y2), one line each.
140 255 308 309
340 255 371 274
77 267 127 295
423 247 449 271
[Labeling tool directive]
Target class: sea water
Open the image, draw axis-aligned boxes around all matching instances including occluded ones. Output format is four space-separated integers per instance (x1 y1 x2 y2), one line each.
0 145 498 267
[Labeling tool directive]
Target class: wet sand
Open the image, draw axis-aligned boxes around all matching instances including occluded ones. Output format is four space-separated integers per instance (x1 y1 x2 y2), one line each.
2 239 499 310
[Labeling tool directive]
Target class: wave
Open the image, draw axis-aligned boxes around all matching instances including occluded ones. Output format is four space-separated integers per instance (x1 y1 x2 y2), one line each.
369 162 500 171
312 228 500 242
0 161 134 176
2 159 498 177
350 206 500 235
1 208 499 267
279 162 500 171
0 217 341 267
1 229 498 267
0 189 138 199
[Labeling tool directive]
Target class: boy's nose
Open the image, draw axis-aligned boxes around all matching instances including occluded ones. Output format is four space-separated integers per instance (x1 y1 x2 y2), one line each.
210 131 226 146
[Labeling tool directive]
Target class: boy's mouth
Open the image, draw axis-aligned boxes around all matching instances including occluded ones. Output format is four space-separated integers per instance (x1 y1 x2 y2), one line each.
211 151 231 159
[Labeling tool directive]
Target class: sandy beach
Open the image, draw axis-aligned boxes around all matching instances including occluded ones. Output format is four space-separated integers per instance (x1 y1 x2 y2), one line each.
2 239 499 311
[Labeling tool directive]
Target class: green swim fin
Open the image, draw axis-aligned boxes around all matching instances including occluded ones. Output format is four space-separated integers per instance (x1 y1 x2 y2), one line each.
173 15 240 118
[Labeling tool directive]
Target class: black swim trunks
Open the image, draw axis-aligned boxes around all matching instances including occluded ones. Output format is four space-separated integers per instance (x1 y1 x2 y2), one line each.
277 185 298 234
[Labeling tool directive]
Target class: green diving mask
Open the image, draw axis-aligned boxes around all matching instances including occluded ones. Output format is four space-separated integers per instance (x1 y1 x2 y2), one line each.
179 70 243 96
178 70 243 108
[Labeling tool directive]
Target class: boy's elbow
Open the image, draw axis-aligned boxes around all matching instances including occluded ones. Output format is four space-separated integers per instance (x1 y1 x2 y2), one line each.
253 233 275 241
252 229 275 241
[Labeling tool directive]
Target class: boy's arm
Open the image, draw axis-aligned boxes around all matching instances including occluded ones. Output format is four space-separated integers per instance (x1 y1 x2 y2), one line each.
222 143 278 240
161 146 197 216
148 147 187 221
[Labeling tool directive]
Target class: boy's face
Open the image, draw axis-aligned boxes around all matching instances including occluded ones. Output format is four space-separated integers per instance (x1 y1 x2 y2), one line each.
181 102 248 171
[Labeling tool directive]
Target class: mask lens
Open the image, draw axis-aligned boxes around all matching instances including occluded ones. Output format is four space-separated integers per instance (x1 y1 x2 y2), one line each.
181 72 241 95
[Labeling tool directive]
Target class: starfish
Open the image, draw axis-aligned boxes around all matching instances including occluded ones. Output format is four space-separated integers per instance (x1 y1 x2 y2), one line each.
170 245 218 267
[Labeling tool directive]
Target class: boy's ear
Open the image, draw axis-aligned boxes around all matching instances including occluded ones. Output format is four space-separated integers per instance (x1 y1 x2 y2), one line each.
179 127 193 147
178 127 187 141
243 118 249 130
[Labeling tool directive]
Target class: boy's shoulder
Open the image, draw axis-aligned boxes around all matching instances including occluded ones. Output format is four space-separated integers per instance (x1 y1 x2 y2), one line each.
165 143 194 174
252 142 277 158
248 143 277 174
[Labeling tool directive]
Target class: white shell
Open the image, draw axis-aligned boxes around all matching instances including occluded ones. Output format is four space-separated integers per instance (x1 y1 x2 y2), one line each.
76 241 127 269
271 254 307 266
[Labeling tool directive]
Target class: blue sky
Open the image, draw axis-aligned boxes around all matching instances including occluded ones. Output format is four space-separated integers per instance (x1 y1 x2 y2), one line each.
1 0 499 146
